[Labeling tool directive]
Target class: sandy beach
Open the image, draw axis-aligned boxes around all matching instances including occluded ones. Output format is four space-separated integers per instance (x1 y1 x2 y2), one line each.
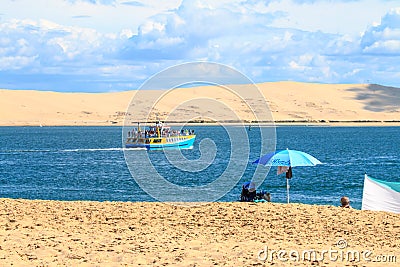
1 82 400 126
0 199 398 266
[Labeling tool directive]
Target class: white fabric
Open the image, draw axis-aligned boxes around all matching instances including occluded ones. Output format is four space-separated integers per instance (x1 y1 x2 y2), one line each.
361 174 400 214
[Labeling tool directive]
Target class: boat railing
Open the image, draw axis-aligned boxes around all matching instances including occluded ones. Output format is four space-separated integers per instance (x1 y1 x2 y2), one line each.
127 128 195 139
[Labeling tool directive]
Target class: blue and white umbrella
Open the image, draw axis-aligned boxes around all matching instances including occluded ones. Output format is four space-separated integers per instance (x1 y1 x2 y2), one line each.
253 149 322 203
253 149 322 167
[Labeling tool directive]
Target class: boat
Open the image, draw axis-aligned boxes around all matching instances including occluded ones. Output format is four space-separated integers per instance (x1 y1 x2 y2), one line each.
125 122 196 150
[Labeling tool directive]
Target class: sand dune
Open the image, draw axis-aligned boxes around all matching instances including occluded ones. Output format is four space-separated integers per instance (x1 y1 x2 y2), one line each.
0 199 399 266
1 82 400 126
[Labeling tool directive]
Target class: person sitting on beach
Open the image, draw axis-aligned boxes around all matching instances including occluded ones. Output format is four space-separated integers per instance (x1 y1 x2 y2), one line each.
240 182 249 202
265 192 271 202
240 182 256 202
340 196 352 208
254 190 271 202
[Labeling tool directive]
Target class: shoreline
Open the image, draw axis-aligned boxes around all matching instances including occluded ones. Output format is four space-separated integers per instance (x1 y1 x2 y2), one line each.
0 197 364 211
1 121 400 127
1 198 399 266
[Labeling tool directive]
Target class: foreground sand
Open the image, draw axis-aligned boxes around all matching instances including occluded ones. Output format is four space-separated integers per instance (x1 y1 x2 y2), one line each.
1 82 400 126
0 199 399 266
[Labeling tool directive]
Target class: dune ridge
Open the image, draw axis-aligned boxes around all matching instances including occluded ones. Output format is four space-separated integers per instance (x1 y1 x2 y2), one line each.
1 82 400 126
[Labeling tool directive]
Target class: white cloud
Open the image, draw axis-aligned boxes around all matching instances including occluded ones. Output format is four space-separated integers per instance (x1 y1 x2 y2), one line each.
0 18 115 66
66 0 117 5
0 55 37 70
0 0 400 91
268 0 399 35
0 0 181 34
361 8 400 54
363 40 400 54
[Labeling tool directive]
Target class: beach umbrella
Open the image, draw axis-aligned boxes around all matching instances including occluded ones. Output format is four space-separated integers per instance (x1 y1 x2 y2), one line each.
253 149 322 203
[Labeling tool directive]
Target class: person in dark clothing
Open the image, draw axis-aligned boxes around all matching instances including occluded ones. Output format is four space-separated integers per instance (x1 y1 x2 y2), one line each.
240 182 256 202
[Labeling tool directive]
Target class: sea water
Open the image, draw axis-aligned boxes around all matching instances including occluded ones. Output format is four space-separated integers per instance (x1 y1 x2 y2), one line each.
1 126 399 209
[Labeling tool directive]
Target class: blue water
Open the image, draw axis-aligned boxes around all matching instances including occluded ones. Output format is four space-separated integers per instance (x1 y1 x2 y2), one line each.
1 126 399 209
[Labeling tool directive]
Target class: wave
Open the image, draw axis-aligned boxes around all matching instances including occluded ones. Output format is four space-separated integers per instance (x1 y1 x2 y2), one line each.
0 149 53 153
62 148 125 152
0 147 129 154
322 155 399 167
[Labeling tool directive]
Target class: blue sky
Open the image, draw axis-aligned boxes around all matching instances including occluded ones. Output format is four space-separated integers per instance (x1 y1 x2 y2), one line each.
0 0 399 92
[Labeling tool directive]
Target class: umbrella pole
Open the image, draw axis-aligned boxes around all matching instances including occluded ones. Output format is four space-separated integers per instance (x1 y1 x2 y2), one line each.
286 178 290 204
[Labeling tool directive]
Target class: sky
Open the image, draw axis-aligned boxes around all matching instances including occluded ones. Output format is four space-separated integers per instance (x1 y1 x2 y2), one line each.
0 0 399 92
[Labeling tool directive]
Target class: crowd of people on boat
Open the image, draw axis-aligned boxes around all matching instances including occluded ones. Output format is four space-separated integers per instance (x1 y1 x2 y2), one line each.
127 124 195 139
